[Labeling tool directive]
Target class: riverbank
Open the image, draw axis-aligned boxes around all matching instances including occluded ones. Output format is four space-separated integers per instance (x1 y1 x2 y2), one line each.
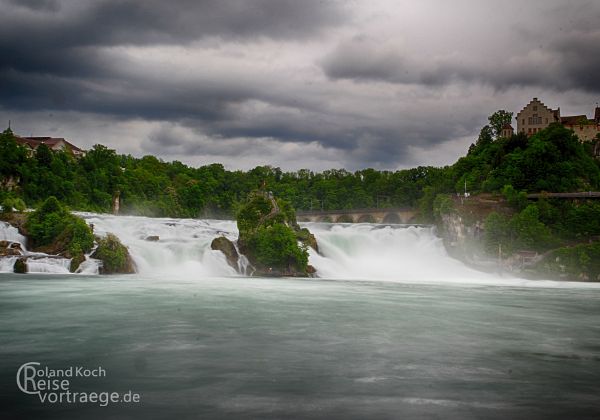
436 194 600 282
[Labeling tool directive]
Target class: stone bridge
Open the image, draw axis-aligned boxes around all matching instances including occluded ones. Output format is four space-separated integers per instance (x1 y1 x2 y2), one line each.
526 192 600 199
296 208 417 224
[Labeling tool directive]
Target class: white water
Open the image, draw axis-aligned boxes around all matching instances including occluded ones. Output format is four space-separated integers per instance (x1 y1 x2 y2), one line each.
307 223 489 281
0 220 100 274
0 256 18 272
26 257 72 274
80 213 238 278
70 213 600 289
0 221 26 248
2 212 599 289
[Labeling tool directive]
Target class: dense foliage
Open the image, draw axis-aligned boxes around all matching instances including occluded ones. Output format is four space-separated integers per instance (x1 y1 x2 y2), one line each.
1 121 599 221
483 205 557 254
237 191 309 274
247 224 309 271
25 196 94 256
0 197 26 213
537 242 600 281
456 123 600 194
91 233 134 274
0 128 453 218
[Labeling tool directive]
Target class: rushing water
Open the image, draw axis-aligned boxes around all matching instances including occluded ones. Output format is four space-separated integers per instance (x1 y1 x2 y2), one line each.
1 214 600 419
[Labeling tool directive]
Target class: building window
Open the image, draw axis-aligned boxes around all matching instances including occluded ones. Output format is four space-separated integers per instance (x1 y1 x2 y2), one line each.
528 117 532 124
533 106 538 111
528 128 532 134
522 119 525 125
545 118 548 123
531 114 542 124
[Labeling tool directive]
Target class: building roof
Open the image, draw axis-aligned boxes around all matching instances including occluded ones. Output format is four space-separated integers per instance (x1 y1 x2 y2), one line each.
502 123 513 130
24 136 84 152
14 136 39 149
560 115 592 125
13 135 84 153
516 97 559 117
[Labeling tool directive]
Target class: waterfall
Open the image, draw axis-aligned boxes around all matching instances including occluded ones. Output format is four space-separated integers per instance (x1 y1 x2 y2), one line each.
79 213 238 278
0 256 18 273
74 213 495 282
2 212 548 283
0 221 27 248
0 220 99 274
26 257 72 274
305 223 494 282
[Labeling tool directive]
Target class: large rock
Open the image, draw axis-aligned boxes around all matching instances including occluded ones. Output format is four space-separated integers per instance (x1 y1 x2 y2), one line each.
0 241 23 257
235 190 316 277
13 257 27 274
297 228 319 253
91 233 136 274
211 236 239 271
69 252 86 273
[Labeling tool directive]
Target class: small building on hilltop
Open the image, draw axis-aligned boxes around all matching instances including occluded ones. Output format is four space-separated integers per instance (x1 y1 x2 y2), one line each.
516 97 600 142
500 123 514 139
14 136 85 157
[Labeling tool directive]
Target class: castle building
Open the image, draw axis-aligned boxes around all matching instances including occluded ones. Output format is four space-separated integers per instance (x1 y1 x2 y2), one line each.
516 97 600 142
515 98 560 136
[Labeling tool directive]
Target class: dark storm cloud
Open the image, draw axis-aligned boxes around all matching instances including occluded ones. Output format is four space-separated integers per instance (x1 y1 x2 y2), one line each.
0 0 347 129
322 21 600 93
8 0 60 12
1 0 345 49
0 0 345 75
552 30 600 92
2 0 598 171
0 67 241 121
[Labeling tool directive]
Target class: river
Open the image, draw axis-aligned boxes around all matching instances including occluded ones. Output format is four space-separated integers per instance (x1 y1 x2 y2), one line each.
1 215 599 419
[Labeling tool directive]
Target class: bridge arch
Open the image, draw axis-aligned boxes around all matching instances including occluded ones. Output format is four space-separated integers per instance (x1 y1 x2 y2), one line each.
401 212 416 224
382 213 401 224
357 214 376 223
335 214 355 223
317 215 333 223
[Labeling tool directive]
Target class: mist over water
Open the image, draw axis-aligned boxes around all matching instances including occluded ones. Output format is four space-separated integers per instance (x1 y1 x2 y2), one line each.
80 213 238 278
4 213 600 291
74 213 597 289
2 214 600 419
307 223 490 282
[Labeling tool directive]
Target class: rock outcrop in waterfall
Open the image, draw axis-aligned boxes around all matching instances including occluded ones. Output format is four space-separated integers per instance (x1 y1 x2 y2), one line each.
212 189 318 277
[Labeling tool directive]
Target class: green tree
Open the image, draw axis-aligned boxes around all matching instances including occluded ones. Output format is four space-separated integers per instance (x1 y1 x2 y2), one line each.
509 205 554 250
483 212 510 253
249 224 308 271
488 110 513 139
475 125 494 148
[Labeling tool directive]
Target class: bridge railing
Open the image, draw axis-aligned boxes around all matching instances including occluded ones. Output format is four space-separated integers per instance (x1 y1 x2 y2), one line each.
296 207 414 216
526 192 600 199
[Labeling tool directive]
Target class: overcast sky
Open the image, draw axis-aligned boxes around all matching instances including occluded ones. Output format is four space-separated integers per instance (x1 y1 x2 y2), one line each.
1 0 599 171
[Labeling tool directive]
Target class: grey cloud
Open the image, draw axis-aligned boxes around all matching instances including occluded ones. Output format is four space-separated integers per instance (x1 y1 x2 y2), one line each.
4 0 597 172
322 20 600 93
321 36 405 83
0 0 345 51
0 0 347 123
0 0 347 89
8 0 60 11
552 30 600 92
